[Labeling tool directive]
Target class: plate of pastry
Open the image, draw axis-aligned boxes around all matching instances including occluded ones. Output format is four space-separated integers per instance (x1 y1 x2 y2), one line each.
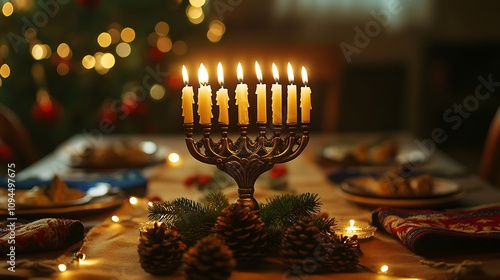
321 140 400 166
62 139 167 169
0 175 124 215
338 172 464 208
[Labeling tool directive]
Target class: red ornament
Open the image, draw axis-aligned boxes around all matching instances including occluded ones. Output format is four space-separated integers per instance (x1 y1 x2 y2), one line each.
148 47 163 63
270 165 287 178
147 195 163 203
198 174 212 185
184 175 197 186
0 143 14 162
31 97 63 126
167 74 183 90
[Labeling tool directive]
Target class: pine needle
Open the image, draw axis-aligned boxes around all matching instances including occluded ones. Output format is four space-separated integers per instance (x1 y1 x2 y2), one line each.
259 192 321 228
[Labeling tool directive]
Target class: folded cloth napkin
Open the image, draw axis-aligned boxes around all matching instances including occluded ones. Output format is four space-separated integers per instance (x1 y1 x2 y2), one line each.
372 206 500 257
0 169 147 196
0 218 84 254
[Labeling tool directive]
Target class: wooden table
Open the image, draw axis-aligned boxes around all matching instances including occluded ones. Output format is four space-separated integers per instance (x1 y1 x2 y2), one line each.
6 132 500 279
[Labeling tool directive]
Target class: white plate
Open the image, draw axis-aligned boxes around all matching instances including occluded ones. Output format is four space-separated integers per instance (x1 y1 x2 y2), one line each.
338 177 464 208
0 190 124 216
59 139 167 169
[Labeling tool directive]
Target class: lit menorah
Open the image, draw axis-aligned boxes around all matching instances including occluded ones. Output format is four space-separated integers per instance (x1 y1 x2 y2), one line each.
181 62 312 210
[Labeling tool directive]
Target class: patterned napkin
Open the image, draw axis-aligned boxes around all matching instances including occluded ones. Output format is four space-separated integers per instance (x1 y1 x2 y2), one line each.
372 205 500 256
0 218 84 254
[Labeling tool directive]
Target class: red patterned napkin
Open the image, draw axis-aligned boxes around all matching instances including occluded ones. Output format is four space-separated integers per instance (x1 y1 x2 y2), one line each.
372 206 500 257
0 218 84 254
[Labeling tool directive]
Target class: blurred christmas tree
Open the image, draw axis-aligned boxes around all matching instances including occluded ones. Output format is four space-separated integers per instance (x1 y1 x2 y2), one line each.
0 0 224 155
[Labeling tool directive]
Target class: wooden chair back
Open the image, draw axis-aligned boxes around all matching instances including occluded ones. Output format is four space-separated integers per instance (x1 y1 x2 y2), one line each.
479 106 500 186
0 103 38 169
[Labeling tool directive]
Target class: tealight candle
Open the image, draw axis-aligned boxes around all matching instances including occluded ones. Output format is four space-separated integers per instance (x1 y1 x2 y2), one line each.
181 65 194 123
255 61 267 123
215 62 230 124
336 219 376 239
286 62 297 124
197 63 213 125
271 63 282 124
235 62 249 125
300 66 312 123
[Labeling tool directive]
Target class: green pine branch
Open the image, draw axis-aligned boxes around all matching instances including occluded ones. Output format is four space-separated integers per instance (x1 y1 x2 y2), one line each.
148 192 230 246
148 191 330 248
259 192 321 228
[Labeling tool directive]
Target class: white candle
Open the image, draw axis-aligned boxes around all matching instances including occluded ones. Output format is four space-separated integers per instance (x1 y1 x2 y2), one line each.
197 63 212 125
181 65 194 123
216 62 229 124
286 62 297 124
271 63 282 124
255 61 266 123
300 66 312 123
235 62 249 125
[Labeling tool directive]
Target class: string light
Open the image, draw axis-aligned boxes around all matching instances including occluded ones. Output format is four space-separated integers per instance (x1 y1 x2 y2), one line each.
129 196 138 205
111 215 120 222
58 264 67 272
121 27 135 43
115 42 131 58
380 264 389 273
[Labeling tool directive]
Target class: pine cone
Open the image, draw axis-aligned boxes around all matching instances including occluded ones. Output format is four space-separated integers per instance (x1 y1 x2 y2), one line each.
138 222 186 275
213 202 268 261
183 235 236 280
281 217 321 269
322 234 360 272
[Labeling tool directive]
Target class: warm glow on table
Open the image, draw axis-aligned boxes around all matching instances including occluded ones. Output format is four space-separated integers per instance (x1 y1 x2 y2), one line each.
197 63 213 125
271 63 282 125
255 61 267 123
300 66 312 122
286 62 297 124
216 62 230 124
235 62 249 125
181 65 194 123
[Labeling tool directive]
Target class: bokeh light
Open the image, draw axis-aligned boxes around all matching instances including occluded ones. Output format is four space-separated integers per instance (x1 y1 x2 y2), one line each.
150 84 166 100
186 5 204 24
97 32 112 48
57 43 71 58
57 63 69 76
155 21 169 36
121 27 135 43
2 2 14 17
31 44 46 60
172 40 187 56
0 64 10 78
189 0 205 8
116 42 131 58
101 53 115 69
82 55 96 69
156 37 172 53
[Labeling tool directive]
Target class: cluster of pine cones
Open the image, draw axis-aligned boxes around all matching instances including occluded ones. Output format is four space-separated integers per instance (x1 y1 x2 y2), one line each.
138 204 361 279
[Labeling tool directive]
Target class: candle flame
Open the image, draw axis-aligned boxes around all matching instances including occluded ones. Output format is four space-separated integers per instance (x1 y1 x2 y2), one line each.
237 62 243 83
287 62 294 84
182 65 189 85
349 219 355 228
272 63 279 83
302 66 308 85
217 62 224 86
255 61 263 83
198 63 208 85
